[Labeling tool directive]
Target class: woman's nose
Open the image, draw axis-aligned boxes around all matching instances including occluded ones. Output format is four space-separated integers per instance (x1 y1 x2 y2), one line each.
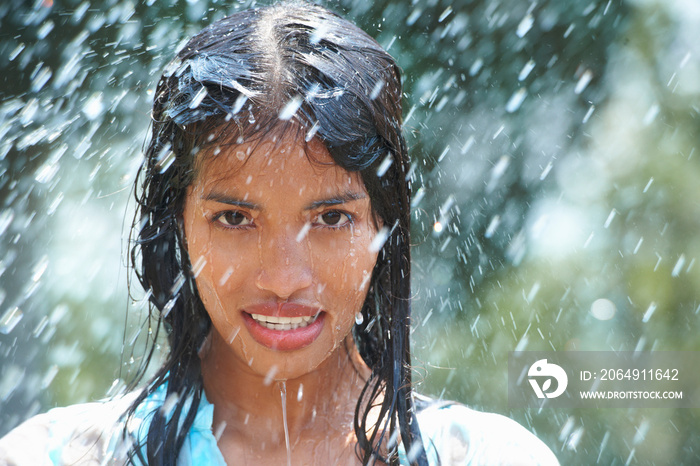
254 225 313 299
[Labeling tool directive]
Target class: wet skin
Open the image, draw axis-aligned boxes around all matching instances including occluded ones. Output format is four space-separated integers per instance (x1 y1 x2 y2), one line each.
182 132 379 464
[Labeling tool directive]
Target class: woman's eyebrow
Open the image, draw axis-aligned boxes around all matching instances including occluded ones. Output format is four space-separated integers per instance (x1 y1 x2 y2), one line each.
203 192 259 210
305 192 367 210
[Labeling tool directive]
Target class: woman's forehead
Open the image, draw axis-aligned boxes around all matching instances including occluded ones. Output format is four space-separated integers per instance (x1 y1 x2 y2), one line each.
192 133 365 197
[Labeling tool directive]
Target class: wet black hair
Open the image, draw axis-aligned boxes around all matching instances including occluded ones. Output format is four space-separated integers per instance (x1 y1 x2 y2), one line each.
125 2 427 465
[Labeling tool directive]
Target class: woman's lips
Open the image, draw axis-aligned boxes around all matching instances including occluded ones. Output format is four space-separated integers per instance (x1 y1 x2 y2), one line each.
242 304 325 351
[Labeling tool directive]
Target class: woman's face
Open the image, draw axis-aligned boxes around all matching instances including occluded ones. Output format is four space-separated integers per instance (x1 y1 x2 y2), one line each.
182 132 379 380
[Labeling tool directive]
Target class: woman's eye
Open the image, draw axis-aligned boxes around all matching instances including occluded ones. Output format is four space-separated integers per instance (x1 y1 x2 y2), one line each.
215 211 252 227
316 211 351 227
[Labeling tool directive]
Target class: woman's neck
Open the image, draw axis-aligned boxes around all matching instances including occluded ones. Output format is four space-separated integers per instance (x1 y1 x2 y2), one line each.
199 329 370 461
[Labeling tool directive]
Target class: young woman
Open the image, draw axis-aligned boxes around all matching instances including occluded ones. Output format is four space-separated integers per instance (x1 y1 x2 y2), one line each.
0 2 558 465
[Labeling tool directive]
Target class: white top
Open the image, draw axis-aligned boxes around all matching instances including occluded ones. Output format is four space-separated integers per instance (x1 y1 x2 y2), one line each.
0 388 559 465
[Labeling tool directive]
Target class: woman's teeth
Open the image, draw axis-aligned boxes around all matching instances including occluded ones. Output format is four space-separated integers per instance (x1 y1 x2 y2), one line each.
250 313 319 330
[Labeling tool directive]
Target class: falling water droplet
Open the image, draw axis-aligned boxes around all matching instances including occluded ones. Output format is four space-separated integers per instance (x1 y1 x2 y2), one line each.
189 86 208 109
0 307 23 334
370 80 384 100
518 59 536 81
369 226 390 252
438 6 452 23
278 381 292 466
279 96 303 120
263 365 278 386
671 255 686 277
516 14 534 38
355 312 364 325
574 70 593 94
296 222 312 242
376 153 393 177
642 302 657 323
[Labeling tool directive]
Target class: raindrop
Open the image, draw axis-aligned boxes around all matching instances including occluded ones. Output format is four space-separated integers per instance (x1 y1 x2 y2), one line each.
0 307 24 334
295 222 312 242
155 144 175 174
671 255 685 277
160 392 180 418
227 327 240 344
642 104 660 126
376 154 393 177
161 297 177 318
563 24 575 38
9 43 25 61
305 121 320 142
516 14 534 38
279 96 302 120
0 209 15 236
355 312 364 325
460 135 475 154
566 426 584 451
37 20 55 40
310 22 330 44
30 64 52 93
518 59 535 81
505 88 527 113
438 6 452 23
369 226 390 252
680 52 691 69
189 86 208 109
514 334 529 352
19 98 39 125
487 155 510 190
231 94 247 115
35 162 59 184
590 299 616 320
263 365 278 385
540 162 553 180
411 187 425 207
574 70 593 94
32 256 49 283
278 381 292 466
469 58 483 76
369 80 384 100
214 421 227 441
526 282 541 303
0 366 25 401
421 309 433 327
582 105 595 123
296 383 303 402
633 237 643 254
407 442 424 463
191 256 206 278
436 146 449 163
492 125 504 139
484 215 500 239
433 221 443 234
642 302 657 323
603 209 616 228
82 93 104 120
406 8 422 26
642 177 654 193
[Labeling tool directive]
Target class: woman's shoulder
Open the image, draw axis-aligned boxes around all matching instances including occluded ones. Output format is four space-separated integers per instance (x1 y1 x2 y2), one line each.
0 393 137 465
412 395 560 466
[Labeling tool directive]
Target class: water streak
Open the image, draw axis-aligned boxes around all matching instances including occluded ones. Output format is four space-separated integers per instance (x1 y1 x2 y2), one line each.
279 381 292 466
